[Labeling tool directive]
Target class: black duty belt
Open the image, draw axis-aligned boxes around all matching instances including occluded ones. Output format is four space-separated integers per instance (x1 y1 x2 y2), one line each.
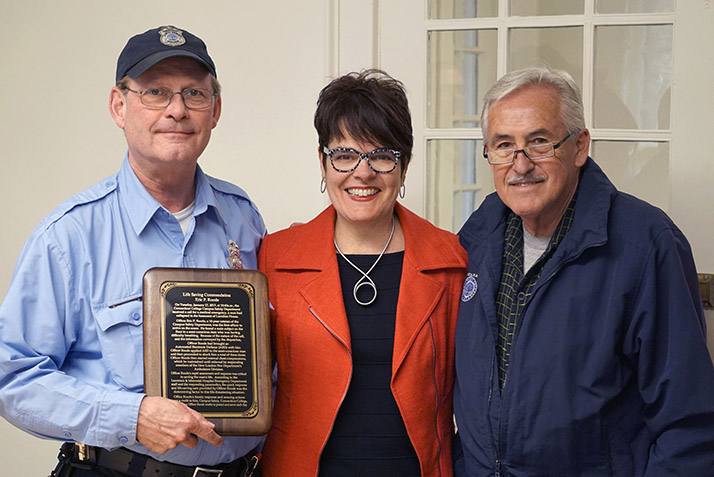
63 442 259 477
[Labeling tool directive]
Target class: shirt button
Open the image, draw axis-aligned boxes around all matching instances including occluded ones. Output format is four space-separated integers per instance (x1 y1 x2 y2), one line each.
517 292 526 301
119 436 128 445
63 431 72 438
104 181 115 188
131 312 141 321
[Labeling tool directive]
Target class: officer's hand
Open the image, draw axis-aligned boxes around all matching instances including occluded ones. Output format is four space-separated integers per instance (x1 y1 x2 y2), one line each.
136 396 223 454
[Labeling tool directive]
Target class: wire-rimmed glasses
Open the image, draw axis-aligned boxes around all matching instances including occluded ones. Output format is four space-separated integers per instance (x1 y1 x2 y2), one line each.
125 86 217 110
483 131 575 165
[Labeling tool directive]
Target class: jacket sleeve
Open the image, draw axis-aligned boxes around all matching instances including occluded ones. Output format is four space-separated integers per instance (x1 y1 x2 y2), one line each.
623 226 714 473
257 234 279 400
0 229 143 447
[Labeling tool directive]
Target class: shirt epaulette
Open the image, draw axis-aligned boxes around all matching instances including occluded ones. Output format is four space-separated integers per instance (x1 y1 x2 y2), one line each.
205 175 252 201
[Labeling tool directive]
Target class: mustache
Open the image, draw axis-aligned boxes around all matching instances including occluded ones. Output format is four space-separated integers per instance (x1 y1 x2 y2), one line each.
507 172 547 185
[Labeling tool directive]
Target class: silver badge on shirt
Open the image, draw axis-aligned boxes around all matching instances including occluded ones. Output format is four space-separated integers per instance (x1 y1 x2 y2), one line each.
227 240 243 269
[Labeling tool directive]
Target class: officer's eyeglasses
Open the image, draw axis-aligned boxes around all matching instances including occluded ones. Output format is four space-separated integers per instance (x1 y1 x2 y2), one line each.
126 86 217 110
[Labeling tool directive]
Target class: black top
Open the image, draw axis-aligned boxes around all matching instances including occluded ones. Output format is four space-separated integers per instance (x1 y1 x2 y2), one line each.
319 251 420 476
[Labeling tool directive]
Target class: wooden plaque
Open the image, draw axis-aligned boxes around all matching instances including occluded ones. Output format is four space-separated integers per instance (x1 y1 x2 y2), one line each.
143 267 271 436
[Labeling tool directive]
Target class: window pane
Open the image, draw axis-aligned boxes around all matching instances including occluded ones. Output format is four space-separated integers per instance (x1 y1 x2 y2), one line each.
509 27 583 90
452 191 477 231
428 30 497 128
594 25 672 130
596 0 674 14
510 0 584 16
429 0 498 19
591 141 670 211
427 139 492 231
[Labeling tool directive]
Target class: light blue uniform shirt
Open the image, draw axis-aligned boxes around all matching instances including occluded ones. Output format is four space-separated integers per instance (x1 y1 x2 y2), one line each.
0 156 266 466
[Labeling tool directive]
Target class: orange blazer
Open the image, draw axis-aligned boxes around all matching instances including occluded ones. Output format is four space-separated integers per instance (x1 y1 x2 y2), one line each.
258 203 467 476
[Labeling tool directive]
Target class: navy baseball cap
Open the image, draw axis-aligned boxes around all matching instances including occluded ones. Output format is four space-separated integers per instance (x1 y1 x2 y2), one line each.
115 25 217 83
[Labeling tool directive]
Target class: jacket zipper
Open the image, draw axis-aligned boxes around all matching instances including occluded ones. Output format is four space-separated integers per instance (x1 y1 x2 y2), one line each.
495 292 532 477
308 306 353 477
487 352 503 476
491 252 587 476
427 319 443 477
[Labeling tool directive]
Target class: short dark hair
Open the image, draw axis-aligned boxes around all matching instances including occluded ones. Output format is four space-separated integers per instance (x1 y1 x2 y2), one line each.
314 69 413 168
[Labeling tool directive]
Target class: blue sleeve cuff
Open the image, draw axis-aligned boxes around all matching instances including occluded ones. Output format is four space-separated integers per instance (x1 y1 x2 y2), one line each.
96 390 145 448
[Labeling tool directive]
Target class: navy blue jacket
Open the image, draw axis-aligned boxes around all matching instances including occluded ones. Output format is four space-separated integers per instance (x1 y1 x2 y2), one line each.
453 158 714 476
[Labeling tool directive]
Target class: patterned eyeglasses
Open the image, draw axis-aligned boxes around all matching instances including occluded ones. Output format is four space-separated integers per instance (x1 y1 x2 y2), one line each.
322 146 401 173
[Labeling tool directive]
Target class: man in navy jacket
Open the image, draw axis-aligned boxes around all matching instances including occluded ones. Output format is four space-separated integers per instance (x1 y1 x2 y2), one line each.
453 66 714 475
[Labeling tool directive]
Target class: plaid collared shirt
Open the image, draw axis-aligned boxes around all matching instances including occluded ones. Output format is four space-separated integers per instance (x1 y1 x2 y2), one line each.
495 192 577 392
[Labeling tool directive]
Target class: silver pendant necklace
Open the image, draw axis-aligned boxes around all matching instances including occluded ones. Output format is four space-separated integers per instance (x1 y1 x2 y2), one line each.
334 216 395 306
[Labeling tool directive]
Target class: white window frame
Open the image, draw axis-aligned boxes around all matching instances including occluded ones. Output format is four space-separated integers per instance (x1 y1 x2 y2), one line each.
423 3 675 227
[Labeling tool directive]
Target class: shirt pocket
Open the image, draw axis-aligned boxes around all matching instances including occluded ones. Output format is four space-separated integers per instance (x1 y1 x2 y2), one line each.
93 297 144 392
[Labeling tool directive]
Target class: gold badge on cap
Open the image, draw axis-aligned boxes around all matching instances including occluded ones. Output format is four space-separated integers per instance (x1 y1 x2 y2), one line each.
158 26 186 47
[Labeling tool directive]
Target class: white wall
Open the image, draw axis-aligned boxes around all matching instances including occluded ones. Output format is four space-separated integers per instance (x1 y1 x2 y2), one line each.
0 1 341 474
670 0 714 272
670 0 714 369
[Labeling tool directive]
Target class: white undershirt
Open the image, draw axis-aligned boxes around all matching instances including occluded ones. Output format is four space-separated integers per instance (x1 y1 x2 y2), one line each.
172 201 195 235
523 224 551 274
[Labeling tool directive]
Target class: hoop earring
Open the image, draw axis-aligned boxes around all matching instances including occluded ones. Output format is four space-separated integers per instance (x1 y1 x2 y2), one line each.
320 177 327 194
399 183 405 199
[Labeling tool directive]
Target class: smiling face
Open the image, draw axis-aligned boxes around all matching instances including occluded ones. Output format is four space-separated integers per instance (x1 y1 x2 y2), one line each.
486 84 590 236
109 56 221 180
321 131 407 231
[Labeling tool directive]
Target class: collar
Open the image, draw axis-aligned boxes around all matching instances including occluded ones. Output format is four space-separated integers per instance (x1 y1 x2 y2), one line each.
460 158 614 257
564 158 612 253
118 155 221 235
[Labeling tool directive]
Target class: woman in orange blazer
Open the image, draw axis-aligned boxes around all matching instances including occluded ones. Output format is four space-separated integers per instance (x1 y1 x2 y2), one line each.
258 70 467 477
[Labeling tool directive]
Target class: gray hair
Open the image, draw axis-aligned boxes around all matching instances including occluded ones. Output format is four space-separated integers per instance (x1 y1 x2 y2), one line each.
480 66 585 142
